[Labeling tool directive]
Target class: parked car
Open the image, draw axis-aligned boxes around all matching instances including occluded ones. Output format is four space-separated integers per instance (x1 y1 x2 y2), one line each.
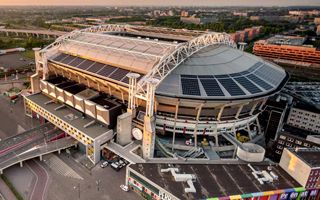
120 184 129 192
100 161 109 168
110 158 127 171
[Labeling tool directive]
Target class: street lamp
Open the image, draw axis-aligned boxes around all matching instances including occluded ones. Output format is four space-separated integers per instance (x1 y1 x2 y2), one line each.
73 183 80 199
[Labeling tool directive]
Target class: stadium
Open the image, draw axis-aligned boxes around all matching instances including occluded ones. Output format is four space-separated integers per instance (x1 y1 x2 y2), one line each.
24 25 289 163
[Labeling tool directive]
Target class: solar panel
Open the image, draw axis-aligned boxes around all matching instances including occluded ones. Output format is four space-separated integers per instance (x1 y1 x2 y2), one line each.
229 72 242 77
87 62 105 73
60 55 76 65
200 78 225 96
218 78 245 96
181 78 201 96
198 75 214 78
247 74 273 90
68 57 85 67
234 77 262 94
254 65 282 86
121 76 129 84
109 68 129 81
77 60 95 70
248 62 263 72
50 53 142 84
215 74 230 78
96 65 117 77
181 75 197 78
52 53 68 62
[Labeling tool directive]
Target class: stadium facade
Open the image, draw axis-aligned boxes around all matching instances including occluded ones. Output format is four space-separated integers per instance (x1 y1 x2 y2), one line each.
24 25 289 164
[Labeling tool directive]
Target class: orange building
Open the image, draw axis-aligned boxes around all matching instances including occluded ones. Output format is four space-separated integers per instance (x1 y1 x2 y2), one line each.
253 36 320 65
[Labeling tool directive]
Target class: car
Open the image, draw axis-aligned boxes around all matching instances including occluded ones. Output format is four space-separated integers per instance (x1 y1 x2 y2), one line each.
110 162 121 171
120 184 129 192
100 161 109 168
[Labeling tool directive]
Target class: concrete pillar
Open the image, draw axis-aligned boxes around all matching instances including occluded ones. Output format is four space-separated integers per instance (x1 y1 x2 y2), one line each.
142 78 159 159
20 162 23 167
215 134 219 146
235 105 244 119
30 73 41 94
39 155 43 161
126 73 140 118
247 123 252 140
58 149 61 154
250 101 259 115
171 101 180 152
0 169 3 174
217 106 224 121
256 118 261 135
193 104 203 148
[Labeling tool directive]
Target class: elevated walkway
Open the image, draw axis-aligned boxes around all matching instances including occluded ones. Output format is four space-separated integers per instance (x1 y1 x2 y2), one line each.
102 141 145 164
0 137 77 173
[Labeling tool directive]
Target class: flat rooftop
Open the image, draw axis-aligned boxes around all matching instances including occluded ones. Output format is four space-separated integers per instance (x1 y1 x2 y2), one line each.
285 82 320 110
288 148 320 168
265 35 306 46
25 93 110 139
129 163 301 199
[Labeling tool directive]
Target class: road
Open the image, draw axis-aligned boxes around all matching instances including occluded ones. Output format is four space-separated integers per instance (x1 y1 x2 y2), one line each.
0 28 66 37
26 160 49 200
0 95 40 140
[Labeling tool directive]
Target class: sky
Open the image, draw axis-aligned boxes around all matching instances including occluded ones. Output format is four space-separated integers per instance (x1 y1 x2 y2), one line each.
0 0 319 6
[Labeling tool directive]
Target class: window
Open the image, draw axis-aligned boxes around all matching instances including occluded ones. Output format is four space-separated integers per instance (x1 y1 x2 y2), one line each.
280 135 286 140
303 143 311 147
129 171 159 194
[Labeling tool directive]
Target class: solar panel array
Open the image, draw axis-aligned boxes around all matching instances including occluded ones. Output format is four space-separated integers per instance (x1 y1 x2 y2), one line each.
200 79 224 96
181 77 201 96
180 60 283 97
254 64 283 86
234 77 262 94
51 53 143 84
218 78 246 96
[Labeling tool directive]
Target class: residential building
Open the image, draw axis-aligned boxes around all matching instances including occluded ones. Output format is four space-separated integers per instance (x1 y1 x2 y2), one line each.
280 148 320 189
287 105 320 134
253 35 320 65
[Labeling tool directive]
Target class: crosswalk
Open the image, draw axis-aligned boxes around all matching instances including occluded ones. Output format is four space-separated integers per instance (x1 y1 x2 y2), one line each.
45 154 83 180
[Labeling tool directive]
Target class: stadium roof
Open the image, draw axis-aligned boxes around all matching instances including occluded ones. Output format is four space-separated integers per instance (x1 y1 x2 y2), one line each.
156 45 288 100
44 25 288 101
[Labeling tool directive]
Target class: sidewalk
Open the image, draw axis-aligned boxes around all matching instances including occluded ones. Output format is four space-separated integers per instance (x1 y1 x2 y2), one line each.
0 177 17 200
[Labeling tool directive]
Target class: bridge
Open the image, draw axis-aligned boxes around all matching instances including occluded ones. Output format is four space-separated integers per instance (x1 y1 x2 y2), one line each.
0 28 67 38
0 123 77 173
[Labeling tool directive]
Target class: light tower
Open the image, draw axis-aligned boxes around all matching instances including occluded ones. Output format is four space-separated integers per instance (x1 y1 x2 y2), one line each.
126 73 140 117
142 78 159 159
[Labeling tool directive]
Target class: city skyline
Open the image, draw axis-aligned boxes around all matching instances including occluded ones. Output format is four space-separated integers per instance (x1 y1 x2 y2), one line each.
0 0 320 6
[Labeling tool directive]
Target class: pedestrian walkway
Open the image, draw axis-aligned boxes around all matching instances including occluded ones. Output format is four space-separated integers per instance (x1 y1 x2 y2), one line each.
45 154 83 180
0 176 16 200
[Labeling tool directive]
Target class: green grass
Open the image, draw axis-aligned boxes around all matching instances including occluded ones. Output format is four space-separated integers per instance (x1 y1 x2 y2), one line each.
1 174 23 200
20 50 35 59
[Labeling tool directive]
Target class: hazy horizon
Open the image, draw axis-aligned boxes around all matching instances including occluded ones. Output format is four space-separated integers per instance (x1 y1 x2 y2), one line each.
0 0 319 7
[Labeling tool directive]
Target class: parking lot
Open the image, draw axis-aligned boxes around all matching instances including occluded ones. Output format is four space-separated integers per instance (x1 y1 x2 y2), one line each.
0 52 33 70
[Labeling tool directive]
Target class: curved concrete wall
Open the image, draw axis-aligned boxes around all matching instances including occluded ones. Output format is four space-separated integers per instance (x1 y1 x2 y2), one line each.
237 143 265 162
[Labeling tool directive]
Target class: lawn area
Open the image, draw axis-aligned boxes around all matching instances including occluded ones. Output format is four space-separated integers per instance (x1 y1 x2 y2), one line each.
20 50 35 60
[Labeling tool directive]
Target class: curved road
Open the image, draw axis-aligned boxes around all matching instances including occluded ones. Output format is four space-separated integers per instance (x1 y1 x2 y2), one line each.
27 160 49 200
